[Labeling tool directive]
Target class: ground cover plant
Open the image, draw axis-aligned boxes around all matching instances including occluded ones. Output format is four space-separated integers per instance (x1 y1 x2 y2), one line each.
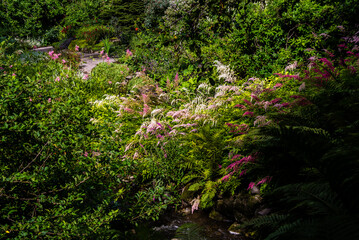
1 0 359 239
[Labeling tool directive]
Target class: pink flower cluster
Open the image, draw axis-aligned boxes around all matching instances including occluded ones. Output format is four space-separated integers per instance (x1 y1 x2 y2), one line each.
225 123 249 135
48 51 61 60
221 154 256 182
126 49 133 57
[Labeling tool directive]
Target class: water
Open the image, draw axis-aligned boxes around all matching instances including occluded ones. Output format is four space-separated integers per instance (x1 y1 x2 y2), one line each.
130 209 247 240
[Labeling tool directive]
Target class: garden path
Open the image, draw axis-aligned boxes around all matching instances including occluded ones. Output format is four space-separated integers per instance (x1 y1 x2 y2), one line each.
33 46 116 74
79 53 116 74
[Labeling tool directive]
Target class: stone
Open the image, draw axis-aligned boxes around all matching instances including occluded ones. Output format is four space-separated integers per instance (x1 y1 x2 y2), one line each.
59 37 75 50
250 186 260 195
228 223 242 235
179 207 191 216
257 208 271 216
181 185 195 203
33 46 54 52
209 210 225 221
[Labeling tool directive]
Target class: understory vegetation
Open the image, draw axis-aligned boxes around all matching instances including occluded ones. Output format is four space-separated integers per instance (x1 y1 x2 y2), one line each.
1 0 359 239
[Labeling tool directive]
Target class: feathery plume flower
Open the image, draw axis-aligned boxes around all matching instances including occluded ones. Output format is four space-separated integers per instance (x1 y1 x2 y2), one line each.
243 111 254 117
247 182 255 190
214 60 236 83
284 61 298 72
243 99 252 105
298 82 305 91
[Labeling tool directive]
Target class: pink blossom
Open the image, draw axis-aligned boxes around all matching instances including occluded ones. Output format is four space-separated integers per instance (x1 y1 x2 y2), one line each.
256 176 272 186
251 94 260 101
274 73 300 80
338 44 346 48
243 111 254 117
75 45 79 51
247 182 255 190
318 58 335 71
231 154 242 160
208 104 217 109
243 99 252 105
83 74 89 80
281 102 290 107
239 170 247 177
124 108 134 113
274 83 283 89
100 50 104 55
48 98 51 103
298 82 305 91
156 122 163 129
62 59 66 64
270 98 282 104
84 152 88 157
29 98 32 102
323 49 335 57
12 73 16 76
9 65 13 68
174 72 179 87
126 49 133 56
221 173 233 182
234 104 246 109
55 77 60 82
108 81 112 84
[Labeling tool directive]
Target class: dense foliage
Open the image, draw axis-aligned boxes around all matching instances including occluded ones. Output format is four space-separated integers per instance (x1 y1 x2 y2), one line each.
1 0 359 239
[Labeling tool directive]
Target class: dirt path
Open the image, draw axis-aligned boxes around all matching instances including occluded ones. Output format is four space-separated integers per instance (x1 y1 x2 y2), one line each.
79 54 116 74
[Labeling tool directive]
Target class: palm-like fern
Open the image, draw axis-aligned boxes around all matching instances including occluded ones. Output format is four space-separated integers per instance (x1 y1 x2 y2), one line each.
175 223 206 240
242 66 359 239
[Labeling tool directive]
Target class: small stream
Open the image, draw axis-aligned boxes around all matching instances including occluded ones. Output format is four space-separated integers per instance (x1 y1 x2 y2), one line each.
130 209 247 240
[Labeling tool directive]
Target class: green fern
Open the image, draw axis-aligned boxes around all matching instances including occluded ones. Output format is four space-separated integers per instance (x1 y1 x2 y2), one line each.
175 223 206 240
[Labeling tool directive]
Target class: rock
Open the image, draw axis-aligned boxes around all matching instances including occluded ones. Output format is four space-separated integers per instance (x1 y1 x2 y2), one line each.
257 208 271 216
209 210 225 221
181 185 195 203
125 75 134 80
250 186 260 195
228 223 242 235
178 207 191 216
59 37 75 50
33 46 54 52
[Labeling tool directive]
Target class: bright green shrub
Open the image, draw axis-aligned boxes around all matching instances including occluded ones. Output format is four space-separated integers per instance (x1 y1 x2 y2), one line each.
100 0 145 39
0 0 65 38
62 0 106 30
76 25 115 45
0 47 129 238
90 62 130 95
